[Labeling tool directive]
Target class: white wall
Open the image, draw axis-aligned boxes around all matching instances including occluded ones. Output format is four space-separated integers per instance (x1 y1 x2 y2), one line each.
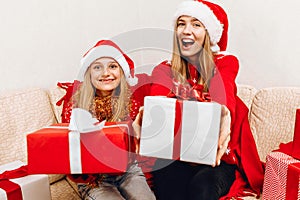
0 0 299 94
211 0 300 88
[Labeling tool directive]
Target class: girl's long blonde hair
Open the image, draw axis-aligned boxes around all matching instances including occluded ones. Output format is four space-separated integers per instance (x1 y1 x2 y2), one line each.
171 23 216 92
72 65 131 122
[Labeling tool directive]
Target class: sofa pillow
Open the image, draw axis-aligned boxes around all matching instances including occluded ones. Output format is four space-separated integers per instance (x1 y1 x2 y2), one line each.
249 87 300 162
0 88 56 164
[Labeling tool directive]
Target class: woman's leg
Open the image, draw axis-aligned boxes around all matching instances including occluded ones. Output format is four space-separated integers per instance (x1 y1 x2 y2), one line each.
152 159 196 200
119 163 156 200
187 162 236 200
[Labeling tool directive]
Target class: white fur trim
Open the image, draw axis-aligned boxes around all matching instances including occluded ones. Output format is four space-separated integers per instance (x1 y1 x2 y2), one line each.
210 44 220 52
78 45 130 81
173 1 223 50
127 76 138 86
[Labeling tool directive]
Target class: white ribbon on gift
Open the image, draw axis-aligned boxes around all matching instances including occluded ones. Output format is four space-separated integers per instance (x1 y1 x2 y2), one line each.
68 108 106 174
68 108 131 174
47 108 130 174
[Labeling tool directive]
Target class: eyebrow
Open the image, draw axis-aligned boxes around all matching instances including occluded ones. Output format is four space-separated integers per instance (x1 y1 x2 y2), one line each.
91 61 103 65
191 18 200 22
178 17 200 23
92 60 118 65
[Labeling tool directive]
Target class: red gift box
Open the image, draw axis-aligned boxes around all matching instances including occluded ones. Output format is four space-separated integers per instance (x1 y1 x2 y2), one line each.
292 109 300 160
262 152 300 200
27 122 133 174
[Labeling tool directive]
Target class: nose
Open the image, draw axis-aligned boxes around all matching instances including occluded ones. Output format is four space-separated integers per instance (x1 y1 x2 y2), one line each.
101 66 110 76
183 24 192 35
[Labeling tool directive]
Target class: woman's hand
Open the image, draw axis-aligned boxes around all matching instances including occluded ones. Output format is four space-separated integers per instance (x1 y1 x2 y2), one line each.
132 106 144 153
213 105 231 167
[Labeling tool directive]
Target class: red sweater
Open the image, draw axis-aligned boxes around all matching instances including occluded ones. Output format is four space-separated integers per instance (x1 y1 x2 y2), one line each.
149 54 264 199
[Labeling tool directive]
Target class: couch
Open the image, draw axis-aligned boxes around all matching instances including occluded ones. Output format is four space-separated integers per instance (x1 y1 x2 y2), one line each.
0 84 299 200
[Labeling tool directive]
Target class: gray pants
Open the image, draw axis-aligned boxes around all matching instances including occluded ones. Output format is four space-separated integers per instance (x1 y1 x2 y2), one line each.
78 162 156 200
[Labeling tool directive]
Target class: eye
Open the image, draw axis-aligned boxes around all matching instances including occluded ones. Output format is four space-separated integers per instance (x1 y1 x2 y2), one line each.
177 22 185 27
193 22 202 27
109 63 119 69
93 65 102 70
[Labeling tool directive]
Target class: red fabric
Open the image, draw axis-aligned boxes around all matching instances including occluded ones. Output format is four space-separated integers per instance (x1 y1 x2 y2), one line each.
197 0 228 51
0 165 28 200
286 162 300 200
292 109 300 160
150 55 264 199
277 142 294 155
276 109 300 160
173 100 183 160
263 152 300 200
56 80 81 123
27 123 130 174
130 73 152 106
0 165 28 180
276 140 300 199
0 181 23 200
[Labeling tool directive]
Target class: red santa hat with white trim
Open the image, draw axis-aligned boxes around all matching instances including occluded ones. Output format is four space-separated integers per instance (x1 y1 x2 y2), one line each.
78 39 138 86
173 0 228 52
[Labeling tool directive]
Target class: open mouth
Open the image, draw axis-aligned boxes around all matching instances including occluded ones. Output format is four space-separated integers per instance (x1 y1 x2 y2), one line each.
182 39 195 48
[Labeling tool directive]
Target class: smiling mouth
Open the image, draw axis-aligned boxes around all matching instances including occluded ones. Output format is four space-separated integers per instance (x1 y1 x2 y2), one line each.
99 79 114 82
182 39 195 48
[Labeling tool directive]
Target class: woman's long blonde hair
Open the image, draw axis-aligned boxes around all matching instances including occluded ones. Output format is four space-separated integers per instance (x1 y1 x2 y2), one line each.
72 65 131 122
171 22 216 92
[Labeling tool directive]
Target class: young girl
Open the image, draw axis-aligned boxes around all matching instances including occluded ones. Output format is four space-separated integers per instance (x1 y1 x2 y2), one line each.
71 39 155 200
149 0 264 199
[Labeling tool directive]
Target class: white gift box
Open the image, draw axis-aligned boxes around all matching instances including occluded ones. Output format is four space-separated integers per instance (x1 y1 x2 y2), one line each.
0 160 51 200
140 96 221 165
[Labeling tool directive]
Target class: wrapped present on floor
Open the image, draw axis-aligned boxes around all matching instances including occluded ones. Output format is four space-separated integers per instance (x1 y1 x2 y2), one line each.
0 160 51 200
139 96 221 165
27 108 134 174
262 152 300 200
292 109 300 160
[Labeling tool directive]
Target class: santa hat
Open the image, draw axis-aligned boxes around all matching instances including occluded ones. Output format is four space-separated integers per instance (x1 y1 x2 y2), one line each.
173 0 228 52
79 39 138 86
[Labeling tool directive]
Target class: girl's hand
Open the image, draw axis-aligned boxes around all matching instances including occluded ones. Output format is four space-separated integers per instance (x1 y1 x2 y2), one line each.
132 106 144 153
213 105 231 167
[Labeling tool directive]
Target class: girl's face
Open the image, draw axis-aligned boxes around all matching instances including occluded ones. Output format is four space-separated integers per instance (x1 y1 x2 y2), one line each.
176 16 206 63
90 57 122 97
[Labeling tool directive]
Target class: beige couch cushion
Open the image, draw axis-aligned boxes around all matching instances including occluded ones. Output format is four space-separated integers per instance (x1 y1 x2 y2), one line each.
237 84 257 109
0 88 56 164
50 178 81 200
249 87 300 162
48 86 66 123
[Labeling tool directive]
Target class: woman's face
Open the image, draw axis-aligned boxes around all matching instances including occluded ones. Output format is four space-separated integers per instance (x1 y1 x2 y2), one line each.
90 57 122 97
176 16 206 63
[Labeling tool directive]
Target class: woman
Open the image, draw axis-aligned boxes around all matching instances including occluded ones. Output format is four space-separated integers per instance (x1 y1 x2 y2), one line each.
70 39 155 200
149 1 264 199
